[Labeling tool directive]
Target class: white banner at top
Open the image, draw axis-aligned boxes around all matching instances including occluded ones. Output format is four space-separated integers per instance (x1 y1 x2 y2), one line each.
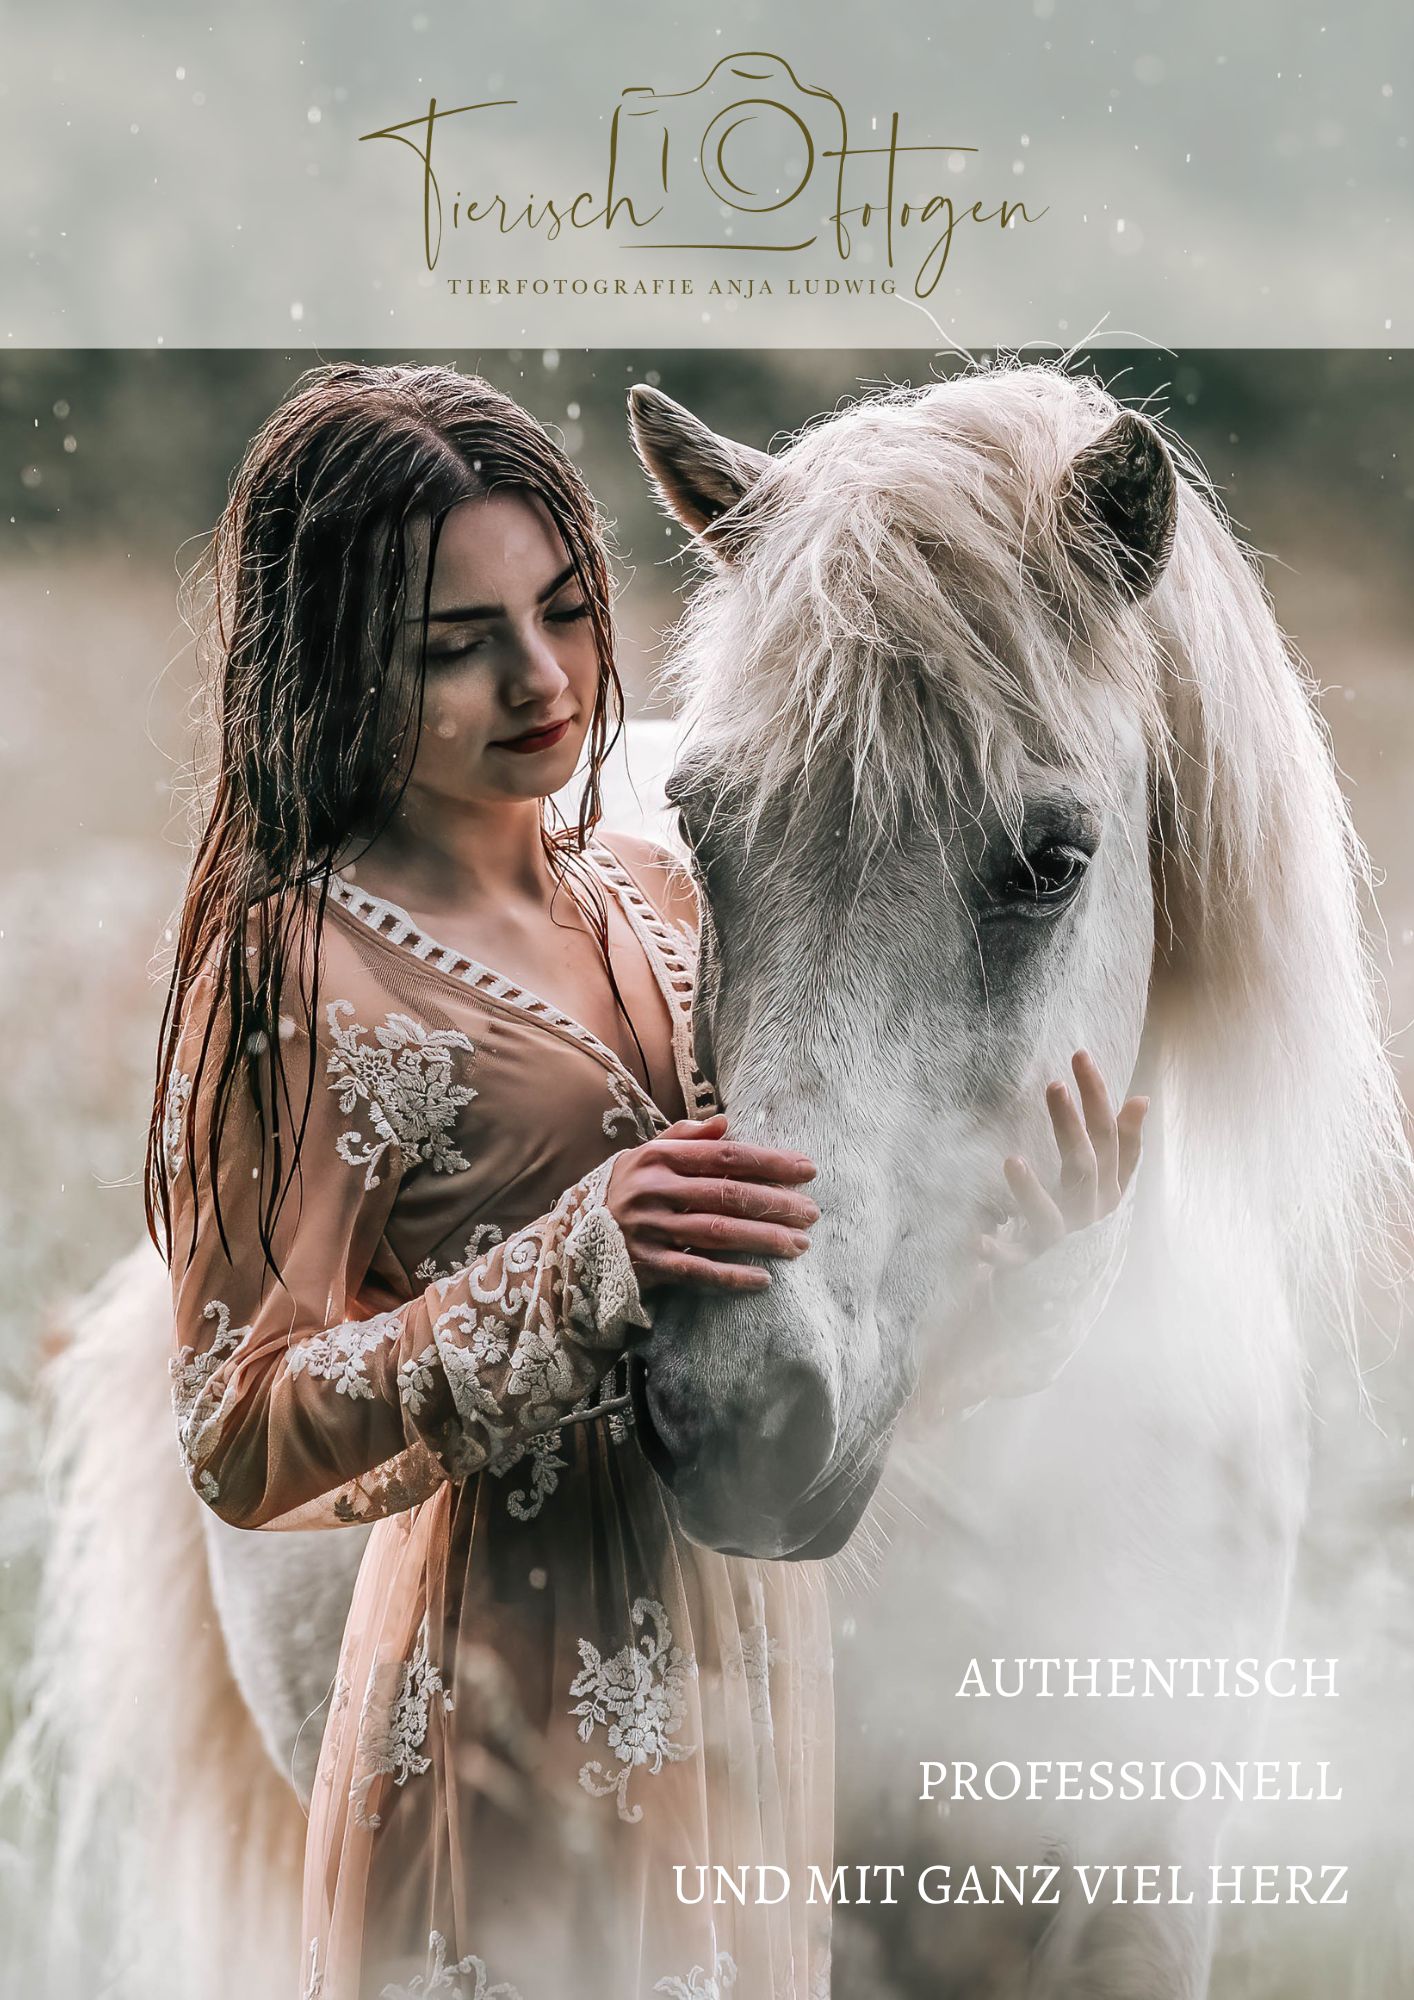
5 0 1409 348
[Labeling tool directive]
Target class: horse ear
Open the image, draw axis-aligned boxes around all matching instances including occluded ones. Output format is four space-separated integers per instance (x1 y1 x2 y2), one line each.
628 384 771 562
1065 411 1178 600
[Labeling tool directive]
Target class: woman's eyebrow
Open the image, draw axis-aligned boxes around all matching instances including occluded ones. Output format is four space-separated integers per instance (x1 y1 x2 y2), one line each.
419 561 580 624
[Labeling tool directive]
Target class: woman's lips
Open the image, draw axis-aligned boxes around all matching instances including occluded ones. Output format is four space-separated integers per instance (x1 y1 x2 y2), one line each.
492 717 572 754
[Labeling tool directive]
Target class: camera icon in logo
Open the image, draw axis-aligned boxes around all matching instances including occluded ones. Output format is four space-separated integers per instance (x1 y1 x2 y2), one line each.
612 52 846 250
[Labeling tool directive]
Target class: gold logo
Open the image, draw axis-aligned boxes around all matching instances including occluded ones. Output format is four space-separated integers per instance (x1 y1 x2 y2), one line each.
360 51 1046 299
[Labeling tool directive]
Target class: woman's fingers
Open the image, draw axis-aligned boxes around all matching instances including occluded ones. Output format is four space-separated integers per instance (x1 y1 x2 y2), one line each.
658 1135 818 1186
653 1175 820 1230
657 1112 729 1141
994 1058 1149 1259
654 1213 812 1261
1116 1094 1149 1191
1003 1153 1067 1250
1046 1080 1099 1226
613 1119 823 1297
978 1229 1032 1270
1070 1050 1120 1201
639 1249 773 1294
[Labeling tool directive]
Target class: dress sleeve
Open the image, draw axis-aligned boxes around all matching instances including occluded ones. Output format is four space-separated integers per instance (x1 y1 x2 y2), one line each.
165 963 653 1532
932 1179 1137 1409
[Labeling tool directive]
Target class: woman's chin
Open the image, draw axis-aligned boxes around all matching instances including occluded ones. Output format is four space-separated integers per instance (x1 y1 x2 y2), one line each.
484 748 584 802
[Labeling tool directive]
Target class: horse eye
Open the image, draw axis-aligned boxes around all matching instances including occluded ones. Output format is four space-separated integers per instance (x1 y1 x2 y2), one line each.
999 840 1091 907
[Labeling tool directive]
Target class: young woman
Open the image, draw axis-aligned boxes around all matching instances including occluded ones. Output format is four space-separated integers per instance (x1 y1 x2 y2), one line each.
150 362 1144 2000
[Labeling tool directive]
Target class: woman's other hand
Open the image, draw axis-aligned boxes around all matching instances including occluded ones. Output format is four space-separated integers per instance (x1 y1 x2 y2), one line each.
980 1050 1147 1270
606 1113 820 1295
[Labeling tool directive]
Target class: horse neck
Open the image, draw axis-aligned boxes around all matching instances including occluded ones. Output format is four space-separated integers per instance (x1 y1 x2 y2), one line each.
1116 1017 1305 1413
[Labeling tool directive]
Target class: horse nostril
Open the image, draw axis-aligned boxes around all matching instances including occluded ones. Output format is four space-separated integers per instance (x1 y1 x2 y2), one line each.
758 1365 837 1490
631 1350 837 1513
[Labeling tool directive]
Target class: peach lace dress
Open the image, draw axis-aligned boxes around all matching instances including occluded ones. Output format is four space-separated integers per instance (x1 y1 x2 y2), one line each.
165 835 834 2000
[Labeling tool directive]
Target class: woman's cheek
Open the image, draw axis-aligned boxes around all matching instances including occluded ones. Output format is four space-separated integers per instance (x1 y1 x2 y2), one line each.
416 692 491 786
426 699 464 745
564 637 602 724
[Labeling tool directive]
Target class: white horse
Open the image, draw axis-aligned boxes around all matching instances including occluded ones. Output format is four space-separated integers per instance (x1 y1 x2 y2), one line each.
620 365 1408 1996
12 365 1407 2000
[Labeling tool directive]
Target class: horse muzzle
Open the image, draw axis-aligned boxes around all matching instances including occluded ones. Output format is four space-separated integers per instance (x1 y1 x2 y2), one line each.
627 1322 878 1559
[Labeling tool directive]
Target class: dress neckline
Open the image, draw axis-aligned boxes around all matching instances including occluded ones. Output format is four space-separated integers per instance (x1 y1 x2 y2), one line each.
324 841 717 1126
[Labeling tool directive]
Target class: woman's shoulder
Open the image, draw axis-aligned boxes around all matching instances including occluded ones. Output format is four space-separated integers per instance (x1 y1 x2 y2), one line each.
592 825 699 936
175 880 408 1068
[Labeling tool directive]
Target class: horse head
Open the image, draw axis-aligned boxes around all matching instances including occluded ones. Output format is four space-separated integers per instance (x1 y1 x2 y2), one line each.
625 364 1404 1560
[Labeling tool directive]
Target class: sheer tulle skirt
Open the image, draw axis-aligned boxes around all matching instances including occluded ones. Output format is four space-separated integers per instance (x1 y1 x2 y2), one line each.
302 1425 834 2000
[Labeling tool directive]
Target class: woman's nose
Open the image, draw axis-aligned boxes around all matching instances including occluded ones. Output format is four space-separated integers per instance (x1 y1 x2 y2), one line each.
504 626 569 705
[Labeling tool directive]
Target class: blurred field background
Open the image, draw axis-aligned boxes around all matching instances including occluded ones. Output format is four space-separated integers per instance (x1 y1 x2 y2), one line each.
0 348 1410 1996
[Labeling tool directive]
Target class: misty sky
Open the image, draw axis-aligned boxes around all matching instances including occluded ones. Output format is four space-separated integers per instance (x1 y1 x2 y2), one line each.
4 0 1410 346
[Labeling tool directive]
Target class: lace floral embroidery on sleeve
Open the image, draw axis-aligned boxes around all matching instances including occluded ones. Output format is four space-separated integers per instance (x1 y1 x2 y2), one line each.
603 1069 660 1143
563 1180 652 1340
287 1308 405 1399
406 1153 651 1485
413 1222 505 1287
428 1306 518 1474
170 1298 252 1501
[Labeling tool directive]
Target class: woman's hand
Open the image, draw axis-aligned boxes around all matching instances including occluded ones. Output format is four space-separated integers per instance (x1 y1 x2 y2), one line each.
980 1050 1147 1270
605 1112 820 1296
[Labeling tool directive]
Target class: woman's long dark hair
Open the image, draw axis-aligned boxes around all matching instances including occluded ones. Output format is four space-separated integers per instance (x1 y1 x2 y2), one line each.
147 361 638 1273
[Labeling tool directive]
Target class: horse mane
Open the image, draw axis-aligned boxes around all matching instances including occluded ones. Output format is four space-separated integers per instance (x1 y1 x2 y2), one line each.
661 360 1411 1364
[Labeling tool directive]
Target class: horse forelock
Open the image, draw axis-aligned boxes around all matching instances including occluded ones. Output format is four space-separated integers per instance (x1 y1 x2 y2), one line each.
663 359 1412 1362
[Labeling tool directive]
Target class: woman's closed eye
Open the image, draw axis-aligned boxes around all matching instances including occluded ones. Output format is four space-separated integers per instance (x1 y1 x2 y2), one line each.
427 601 588 665
427 632 490 666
